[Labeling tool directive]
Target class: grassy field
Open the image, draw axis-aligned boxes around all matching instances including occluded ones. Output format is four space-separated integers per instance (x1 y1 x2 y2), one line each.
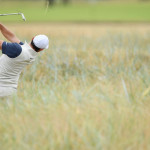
0 23 150 149
0 1 150 22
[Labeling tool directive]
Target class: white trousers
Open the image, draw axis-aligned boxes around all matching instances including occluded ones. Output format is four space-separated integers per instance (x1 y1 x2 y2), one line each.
0 87 17 99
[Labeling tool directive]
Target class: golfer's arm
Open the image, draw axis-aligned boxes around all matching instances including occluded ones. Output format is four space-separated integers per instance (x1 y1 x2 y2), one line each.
0 40 3 50
0 23 20 43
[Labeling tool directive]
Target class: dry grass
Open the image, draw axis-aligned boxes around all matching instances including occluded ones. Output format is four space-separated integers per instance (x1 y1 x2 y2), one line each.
0 23 150 150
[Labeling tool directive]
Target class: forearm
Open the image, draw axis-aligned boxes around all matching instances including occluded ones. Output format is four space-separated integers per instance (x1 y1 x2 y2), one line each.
0 23 20 43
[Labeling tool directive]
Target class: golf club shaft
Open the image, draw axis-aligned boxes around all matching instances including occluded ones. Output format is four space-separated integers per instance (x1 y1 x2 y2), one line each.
0 13 26 21
0 13 21 16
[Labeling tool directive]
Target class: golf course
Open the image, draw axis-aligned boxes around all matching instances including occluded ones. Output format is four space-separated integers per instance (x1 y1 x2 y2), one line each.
0 1 150 22
0 0 150 150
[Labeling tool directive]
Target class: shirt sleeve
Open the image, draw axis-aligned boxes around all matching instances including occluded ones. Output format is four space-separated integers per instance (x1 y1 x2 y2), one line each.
19 42 24 45
2 42 23 58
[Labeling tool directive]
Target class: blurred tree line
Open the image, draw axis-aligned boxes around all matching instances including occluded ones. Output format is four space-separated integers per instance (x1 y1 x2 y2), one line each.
47 0 69 6
46 0 150 6
1 0 150 3
1 0 150 5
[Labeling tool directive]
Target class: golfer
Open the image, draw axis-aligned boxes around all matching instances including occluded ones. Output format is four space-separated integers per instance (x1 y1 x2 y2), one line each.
0 23 49 98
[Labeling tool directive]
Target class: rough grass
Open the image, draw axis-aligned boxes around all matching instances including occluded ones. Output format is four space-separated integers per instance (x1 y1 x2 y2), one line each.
0 23 150 149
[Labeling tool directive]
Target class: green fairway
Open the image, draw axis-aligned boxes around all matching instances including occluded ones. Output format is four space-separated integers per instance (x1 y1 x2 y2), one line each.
0 1 150 22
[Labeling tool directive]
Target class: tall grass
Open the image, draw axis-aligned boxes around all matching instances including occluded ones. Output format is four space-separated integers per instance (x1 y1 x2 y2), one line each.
0 23 150 149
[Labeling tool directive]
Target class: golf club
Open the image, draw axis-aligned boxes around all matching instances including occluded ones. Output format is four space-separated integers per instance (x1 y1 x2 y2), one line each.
0 13 26 21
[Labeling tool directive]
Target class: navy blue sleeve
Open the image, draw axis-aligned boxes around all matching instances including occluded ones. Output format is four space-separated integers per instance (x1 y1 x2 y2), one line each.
2 42 23 58
19 42 24 45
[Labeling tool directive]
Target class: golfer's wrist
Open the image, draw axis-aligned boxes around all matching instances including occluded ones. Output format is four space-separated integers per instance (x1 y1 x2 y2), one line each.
0 23 3 30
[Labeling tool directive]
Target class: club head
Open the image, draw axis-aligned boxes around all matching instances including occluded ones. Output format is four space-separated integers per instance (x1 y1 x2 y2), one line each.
21 13 26 21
